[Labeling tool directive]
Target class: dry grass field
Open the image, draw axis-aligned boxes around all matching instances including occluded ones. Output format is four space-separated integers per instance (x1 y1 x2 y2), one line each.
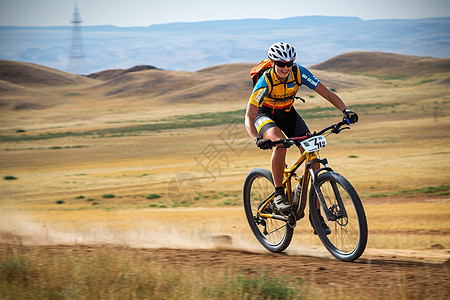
0 52 449 299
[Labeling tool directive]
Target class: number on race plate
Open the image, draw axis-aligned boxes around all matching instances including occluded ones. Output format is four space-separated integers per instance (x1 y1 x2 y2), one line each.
300 135 327 153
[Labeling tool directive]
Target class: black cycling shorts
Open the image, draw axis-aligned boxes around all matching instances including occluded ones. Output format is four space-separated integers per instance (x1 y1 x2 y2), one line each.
254 106 310 139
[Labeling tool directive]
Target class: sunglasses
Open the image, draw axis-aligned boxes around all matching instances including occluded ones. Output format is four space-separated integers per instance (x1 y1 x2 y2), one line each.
274 61 294 68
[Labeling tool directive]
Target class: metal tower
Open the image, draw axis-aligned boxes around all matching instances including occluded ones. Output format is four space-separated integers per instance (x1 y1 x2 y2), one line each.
68 2 85 74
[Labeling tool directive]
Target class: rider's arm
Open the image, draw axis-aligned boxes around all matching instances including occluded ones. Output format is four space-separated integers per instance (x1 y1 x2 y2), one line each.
246 81 269 139
314 82 347 112
298 65 348 112
245 103 259 139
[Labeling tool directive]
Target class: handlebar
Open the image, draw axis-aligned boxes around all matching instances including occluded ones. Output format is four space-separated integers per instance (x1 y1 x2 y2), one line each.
316 118 350 136
271 118 351 149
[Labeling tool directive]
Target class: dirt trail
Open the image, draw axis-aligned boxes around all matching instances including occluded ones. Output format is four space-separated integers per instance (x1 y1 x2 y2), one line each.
1 230 449 299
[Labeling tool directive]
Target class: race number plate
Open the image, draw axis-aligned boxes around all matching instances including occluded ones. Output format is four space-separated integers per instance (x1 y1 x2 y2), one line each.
300 135 327 153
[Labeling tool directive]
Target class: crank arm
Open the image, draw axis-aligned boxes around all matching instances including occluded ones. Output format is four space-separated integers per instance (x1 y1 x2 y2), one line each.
259 213 289 222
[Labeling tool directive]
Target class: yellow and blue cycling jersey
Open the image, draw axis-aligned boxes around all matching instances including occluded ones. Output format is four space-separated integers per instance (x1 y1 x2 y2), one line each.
248 63 320 111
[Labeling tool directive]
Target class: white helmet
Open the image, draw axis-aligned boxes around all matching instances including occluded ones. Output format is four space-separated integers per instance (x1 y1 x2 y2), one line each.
267 42 296 62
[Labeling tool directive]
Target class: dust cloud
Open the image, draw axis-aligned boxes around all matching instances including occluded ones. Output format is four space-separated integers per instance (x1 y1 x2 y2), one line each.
0 211 258 252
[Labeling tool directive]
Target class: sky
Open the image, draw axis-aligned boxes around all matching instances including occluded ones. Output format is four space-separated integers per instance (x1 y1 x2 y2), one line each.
0 0 449 27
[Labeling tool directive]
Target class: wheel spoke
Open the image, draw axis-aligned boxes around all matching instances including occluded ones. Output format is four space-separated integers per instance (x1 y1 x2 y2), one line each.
310 172 367 261
243 168 293 252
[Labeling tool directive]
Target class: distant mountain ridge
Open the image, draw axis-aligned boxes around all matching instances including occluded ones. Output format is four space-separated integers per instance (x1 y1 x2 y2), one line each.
147 16 363 32
0 16 449 74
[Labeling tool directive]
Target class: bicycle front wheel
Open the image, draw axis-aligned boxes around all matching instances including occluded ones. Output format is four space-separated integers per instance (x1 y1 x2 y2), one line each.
309 171 368 261
243 168 293 253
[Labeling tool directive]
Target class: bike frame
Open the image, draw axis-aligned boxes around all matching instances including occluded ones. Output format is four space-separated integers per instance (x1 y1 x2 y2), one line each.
256 119 350 222
257 148 319 221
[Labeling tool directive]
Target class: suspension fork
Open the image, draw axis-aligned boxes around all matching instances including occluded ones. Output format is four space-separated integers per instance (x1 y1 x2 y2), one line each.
306 152 336 222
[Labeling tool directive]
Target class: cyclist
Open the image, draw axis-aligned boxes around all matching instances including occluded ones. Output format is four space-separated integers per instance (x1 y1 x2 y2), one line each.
244 42 358 231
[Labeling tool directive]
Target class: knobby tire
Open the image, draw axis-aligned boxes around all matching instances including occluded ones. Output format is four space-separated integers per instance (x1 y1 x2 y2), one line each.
243 168 293 253
309 171 368 261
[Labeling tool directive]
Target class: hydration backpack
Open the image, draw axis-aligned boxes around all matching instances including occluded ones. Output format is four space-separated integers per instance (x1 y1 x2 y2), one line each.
250 59 273 87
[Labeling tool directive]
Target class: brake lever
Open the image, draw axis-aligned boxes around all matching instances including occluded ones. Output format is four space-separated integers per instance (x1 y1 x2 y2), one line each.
331 125 340 134
331 125 351 134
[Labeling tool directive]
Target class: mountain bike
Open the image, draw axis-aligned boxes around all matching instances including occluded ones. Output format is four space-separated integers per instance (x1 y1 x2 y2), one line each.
243 119 368 261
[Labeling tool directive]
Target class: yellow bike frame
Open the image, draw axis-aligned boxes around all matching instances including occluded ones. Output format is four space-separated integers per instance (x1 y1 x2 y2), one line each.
257 150 319 220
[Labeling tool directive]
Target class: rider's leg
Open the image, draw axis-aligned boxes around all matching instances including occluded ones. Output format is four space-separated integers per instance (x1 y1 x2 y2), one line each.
263 126 292 213
263 127 286 187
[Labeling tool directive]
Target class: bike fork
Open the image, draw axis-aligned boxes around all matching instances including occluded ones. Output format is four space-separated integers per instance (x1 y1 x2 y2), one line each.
307 158 335 222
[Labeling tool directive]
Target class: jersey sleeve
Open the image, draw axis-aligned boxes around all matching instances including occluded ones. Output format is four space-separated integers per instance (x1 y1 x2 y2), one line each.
248 75 270 107
297 65 320 90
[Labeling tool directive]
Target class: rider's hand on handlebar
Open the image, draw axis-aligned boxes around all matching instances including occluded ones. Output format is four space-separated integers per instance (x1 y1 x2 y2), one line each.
343 108 358 124
255 136 272 150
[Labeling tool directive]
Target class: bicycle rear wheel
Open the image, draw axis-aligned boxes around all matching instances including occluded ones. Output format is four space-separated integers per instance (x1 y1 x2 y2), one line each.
243 168 293 253
309 171 368 261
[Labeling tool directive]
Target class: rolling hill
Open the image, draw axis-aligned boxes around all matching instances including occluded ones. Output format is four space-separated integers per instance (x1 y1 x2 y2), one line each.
312 52 450 76
86 65 159 81
0 60 95 86
1 52 449 112
0 59 97 110
88 63 254 103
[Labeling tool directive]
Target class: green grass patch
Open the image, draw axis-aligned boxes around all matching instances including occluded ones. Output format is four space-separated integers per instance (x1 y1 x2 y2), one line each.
0 246 308 300
414 185 450 196
102 194 116 199
211 273 302 300
5 145 88 151
369 185 450 198
0 110 245 142
1 258 29 281
416 79 437 85
0 102 408 143
64 92 81 97
136 173 150 177
219 199 240 206
381 75 409 80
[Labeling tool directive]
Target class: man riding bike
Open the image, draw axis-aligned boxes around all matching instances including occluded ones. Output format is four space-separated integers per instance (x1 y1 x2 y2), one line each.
244 42 358 232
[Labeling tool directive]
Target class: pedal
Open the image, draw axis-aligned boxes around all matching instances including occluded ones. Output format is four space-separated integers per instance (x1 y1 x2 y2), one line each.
287 213 296 229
